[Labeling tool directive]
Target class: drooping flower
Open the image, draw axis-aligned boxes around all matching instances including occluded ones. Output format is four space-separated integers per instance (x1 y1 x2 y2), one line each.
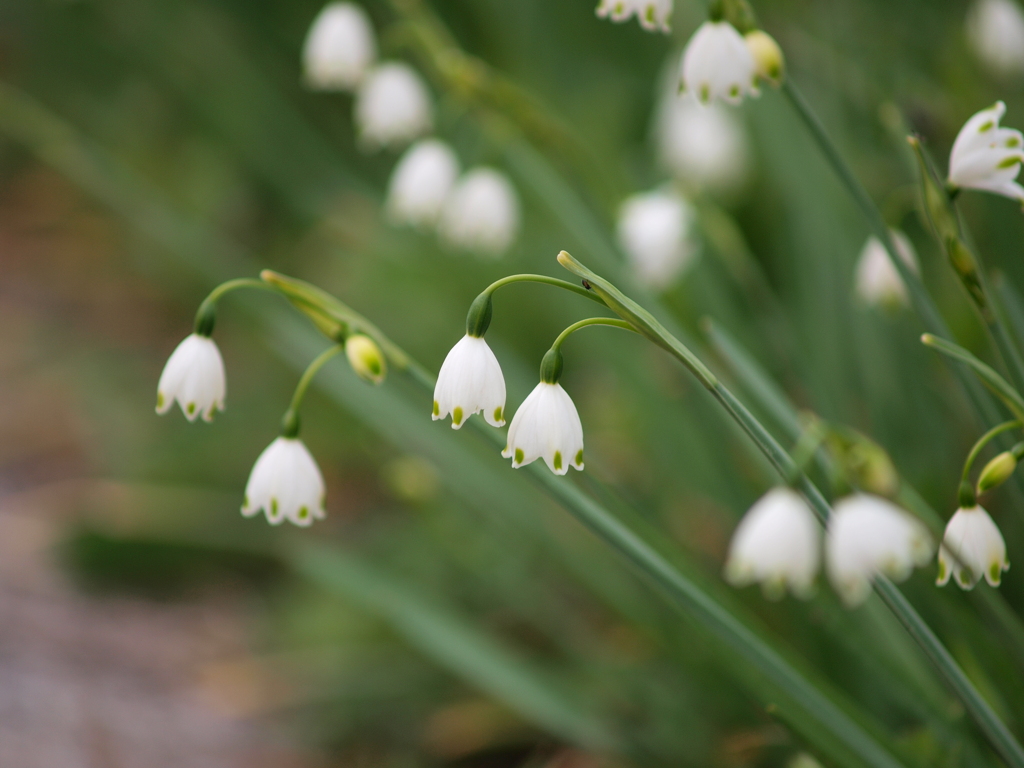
386 139 460 228
354 62 433 150
439 168 521 257
616 188 699 290
826 494 933 607
680 21 759 105
242 437 327 527
854 230 919 308
937 506 1010 589
302 2 377 91
502 383 585 475
655 88 750 194
345 333 387 385
433 335 506 429
595 0 672 33
967 0 1024 77
948 101 1024 204
156 333 227 422
724 488 821 599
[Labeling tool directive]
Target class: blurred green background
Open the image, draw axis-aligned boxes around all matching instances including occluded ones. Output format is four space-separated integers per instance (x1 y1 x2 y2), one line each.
2 0 1024 766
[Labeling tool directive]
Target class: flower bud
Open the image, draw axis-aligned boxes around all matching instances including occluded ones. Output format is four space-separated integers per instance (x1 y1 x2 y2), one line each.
345 334 387 385
978 451 1018 494
744 30 784 85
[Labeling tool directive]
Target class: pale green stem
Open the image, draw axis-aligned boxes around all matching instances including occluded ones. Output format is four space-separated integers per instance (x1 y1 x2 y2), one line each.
194 277 277 335
281 345 345 436
961 421 1021 486
482 273 606 306
550 318 637 352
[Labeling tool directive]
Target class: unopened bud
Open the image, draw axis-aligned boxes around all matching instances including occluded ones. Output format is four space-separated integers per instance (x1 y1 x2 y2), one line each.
978 451 1018 494
745 30 784 85
345 334 387 385
846 440 899 497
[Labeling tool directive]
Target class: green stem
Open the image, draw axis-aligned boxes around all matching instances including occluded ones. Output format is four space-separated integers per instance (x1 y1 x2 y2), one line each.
281 345 345 436
921 334 1024 422
961 421 1021 486
194 277 276 335
482 273 607 306
550 318 637 351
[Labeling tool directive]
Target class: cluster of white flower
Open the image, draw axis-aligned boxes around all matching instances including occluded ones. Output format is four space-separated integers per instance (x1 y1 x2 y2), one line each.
595 0 673 33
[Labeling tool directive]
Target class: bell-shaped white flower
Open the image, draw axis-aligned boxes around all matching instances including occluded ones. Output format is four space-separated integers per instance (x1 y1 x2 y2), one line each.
854 230 919 308
156 333 226 422
354 62 433 150
433 335 506 429
386 139 460 228
502 382 584 475
656 89 750 194
826 494 933 607
302 2 377 91
937 506 1010 589
967 0 1024 77
439 168 521 257
595 0 672 32
242 437 326 527
948 101 1024 203
681 21 759 105
616 188 699 290
724 488 821 599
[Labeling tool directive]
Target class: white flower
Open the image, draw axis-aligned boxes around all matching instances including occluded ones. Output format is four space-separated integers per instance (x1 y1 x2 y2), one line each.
242 437 326 527
386 139 460 228
595 0 672 32
937 506 1010 589
156 333 226 422
616 188 699 290
502 382 584 475
724 488 821 599
948 101 1024 203
655 89 750 193
354 62 433 150
433 335 506 429
854 230 919 308
439 168 521 257
967 0 1024 77
302 2 377 91
826 494 933 607
680 21 759 105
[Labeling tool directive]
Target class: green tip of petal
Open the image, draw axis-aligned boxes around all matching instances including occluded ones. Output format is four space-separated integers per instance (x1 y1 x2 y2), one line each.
156 392 165 409
957 567 974 588
514 447 524 464
730 85 740 98
936 560 947 584
997 155 1021 169
186 402 196 416
452 406 463 426
553 451 563 471
980 120 995 132
298 506 309 520
575 449 584 466
494 407 503 423
270 498 279 516
700 84 710 102
432 400 440 417
989 562 1003 585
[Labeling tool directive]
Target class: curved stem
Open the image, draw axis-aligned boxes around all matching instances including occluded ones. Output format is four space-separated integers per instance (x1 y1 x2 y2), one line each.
282 345 345 435
961 420 1021 485
550 318 636 352
483 273 607 306
194 278 278 334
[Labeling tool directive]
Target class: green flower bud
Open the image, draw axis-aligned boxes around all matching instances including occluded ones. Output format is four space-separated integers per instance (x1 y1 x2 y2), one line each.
744 30 785 85
345 334 387 385
977 451 1018 494
846 439 899 497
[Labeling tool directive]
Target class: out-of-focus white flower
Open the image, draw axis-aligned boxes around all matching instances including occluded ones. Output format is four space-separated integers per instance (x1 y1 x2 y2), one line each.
156 334 226 422
937 506 1010 589
595 0 672 32
242 437 327 527
502 382 585 475
681 21 759 105
967 0 1024 77
354 62 433 150
826 494 933 607
724 488 821 599
616 188 699 290
386 139 460 228
948 101 1024 204
439 168 521 257
303 2 377 91
433 335 506 429
854 230 919 308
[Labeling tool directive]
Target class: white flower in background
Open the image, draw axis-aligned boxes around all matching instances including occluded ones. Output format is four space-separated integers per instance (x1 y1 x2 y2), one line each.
386 139 460 228
354 62 433 150
502 383 585 475
681 21 759 105
948 101 1024 203
595 0 673 32
439 168 521 257
156 334 226 422
937 506 1010 589
655 90 750 194
242 437 326 527
967 0 1024 77
826 494 933 607
302 2 377 91
854 230 919 308
433 335 506 429
616 188 699 290
724 488 821 599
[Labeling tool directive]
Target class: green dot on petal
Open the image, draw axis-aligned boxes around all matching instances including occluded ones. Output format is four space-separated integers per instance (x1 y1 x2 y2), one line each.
553 451 562 471
575 449 584 466
432 400 440 416
514 448 524 464
453 406 463 426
